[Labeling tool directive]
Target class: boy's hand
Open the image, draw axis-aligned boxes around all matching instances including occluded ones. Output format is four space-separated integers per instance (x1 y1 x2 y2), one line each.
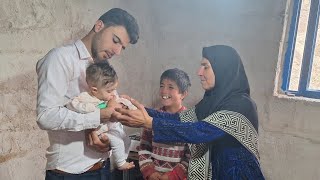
159 174 169 180
149 172 162 180
116 97 137 110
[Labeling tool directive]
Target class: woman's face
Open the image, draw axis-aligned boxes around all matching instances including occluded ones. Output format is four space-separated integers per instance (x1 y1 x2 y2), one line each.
197 58 215 91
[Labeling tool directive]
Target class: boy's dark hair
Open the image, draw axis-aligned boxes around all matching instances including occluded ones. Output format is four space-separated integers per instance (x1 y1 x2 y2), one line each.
86 62 118 88
99 8 139 44
160 68 191 93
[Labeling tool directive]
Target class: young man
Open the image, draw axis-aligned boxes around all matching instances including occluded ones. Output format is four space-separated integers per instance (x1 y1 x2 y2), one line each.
36 8 139 180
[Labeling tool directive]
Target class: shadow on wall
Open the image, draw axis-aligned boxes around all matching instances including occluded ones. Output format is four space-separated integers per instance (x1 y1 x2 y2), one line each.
0 71 37 126
0 70 41 163
0 151 27 163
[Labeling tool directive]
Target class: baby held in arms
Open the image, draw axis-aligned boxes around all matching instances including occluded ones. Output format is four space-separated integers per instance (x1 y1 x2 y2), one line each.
66 62 136 170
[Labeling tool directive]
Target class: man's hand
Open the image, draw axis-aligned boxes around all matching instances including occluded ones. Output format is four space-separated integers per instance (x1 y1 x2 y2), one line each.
100 97 122 123
112 98 152 129
149 172 162 180
86 129 110 152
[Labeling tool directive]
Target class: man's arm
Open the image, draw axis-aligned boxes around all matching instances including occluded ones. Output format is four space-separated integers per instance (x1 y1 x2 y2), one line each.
36 48 100 131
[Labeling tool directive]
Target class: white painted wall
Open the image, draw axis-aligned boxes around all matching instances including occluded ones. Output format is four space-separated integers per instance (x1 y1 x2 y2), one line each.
1 0 319 179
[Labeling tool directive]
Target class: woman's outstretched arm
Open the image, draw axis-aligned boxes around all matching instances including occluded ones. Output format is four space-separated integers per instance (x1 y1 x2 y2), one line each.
145 107 180 120
152 117 226 144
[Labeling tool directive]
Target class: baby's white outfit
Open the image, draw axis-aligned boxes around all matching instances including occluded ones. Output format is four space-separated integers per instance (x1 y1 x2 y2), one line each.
66 92 136 168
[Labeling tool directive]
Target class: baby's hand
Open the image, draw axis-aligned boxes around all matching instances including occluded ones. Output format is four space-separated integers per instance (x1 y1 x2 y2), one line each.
120 103 129 109
116 98 137 110
95 125 108 136
115 102 123 109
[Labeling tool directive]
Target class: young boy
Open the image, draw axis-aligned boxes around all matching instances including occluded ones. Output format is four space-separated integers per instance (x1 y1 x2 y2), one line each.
139 68 191 180
66 62 136 170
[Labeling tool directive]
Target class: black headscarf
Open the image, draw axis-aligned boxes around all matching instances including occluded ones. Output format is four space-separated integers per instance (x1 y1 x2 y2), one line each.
195 45 258 131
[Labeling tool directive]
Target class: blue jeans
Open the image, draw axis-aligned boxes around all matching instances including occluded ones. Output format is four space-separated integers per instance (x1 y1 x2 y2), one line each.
45 160 111 180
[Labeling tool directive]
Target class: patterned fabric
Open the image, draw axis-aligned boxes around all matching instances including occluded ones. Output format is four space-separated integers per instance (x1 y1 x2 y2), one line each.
179 107 259 180
203 110 259 160
179 107 212 180
149 108 265 180
139 107 189 180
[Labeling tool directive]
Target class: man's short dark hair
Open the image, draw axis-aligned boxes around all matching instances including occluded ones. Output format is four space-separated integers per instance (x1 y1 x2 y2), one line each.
99 8 139 44
86 62 118 88
160 68 191 94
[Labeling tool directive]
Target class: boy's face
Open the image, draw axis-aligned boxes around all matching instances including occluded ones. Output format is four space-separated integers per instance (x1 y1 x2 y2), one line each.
159 79 186 109
92 81 118 102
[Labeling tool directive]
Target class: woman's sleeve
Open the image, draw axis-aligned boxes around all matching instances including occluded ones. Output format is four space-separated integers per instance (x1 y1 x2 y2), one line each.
146 108 180 120
152 117 226 144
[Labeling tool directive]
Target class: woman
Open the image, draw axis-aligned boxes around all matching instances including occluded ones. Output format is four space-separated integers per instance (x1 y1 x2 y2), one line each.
114 45 265 180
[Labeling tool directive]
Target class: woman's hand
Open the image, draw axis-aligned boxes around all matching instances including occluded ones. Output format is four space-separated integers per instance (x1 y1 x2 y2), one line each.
113 97 153 129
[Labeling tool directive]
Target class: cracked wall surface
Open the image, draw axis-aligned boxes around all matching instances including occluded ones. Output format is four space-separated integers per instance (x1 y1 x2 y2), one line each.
0 1 120 179
1 0 320 179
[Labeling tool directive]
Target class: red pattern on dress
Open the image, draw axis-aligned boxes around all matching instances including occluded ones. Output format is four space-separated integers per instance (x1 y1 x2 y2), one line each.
139 106 189 180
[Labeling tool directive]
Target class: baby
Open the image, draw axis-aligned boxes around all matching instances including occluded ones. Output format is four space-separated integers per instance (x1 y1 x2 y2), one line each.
66 62 136 170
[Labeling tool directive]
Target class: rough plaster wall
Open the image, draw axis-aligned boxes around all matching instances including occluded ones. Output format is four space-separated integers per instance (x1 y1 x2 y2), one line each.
119 1 320 179
1 0 319 180
0 0 121 179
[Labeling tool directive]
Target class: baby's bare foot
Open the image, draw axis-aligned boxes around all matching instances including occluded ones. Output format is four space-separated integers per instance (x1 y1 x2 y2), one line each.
118 161 135 170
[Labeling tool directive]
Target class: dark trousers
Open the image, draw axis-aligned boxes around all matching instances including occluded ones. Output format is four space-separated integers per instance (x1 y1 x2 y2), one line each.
45 160 111 180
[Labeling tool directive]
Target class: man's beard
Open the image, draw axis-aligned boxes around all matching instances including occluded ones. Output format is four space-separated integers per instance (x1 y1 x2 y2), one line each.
91 47 99 60
91 40 100 61
91 33 104 62
91 45 109 62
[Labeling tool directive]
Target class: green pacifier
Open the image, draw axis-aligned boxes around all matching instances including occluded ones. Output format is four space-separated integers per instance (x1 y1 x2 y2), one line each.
97 102 107 109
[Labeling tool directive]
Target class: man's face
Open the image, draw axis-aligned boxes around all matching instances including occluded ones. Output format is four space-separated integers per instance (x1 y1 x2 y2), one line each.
92 23 130 62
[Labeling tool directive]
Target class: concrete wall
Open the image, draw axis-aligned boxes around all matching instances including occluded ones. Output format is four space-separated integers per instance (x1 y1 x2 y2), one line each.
0 0 319 179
